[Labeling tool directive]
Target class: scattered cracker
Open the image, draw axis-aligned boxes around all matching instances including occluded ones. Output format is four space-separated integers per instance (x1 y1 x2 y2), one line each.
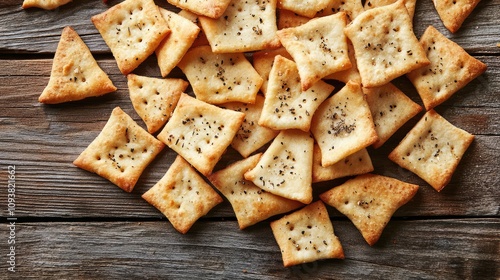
278 0 331 18
252 48 293 95
167 0 232 19
91 0 170 75
73 107 164 192
311 81 378 167
320 174 419 245
388 110 474 191
157 93 245 176
344 0 429 88
198 0 281 53
364 0 416 20
406 25 487 110
312 145 373 183
39 27 117 104
127 74 188 133
270 201 344 267
22 0 71 10
259 55 333 131
208 154 303 229
364 82 422 148
432 0 480 33
177 9 211 48
277 9 310 29
316 0 365 21
142 155 223 234
323 39 361 84
177 46 262 104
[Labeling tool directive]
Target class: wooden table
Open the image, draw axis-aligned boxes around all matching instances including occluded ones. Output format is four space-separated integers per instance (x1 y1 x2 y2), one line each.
0 0 498 278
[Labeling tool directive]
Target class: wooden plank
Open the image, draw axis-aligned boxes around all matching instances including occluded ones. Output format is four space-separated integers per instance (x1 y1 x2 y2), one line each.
2 219 498 279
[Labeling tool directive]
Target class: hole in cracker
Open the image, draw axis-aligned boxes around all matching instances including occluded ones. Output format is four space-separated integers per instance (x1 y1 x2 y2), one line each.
96 155 101 161
81 77 86 83
155 91 160 95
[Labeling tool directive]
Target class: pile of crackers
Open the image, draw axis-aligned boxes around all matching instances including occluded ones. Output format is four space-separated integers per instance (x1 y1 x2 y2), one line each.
31 0 486 268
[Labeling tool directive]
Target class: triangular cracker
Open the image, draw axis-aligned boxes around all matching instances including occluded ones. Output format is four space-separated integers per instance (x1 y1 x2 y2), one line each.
277 0 331 18
127 74 188 134
221 95 280 158
155 8 201 77
364 82 422 148
277 12 351 90
177 46 262 104
142 155 223 234
91 0 170 75
364 0 416 21
198 0 281 53
432 0 481 33
323 39 361 84
166 0 232 19
73 107 165 192
406 25 487 110
22 0 71 10
344 0 430 88
270 201 344 267
316 0 365 22
277 9 310 30
259 55 333 132
252 48 293 96
388 110 474 191
38 26 117 104
208 154 304 229
312 145 374 183
320 174 419 245
157 93 245 176
311 81 378 167
244 129 314 204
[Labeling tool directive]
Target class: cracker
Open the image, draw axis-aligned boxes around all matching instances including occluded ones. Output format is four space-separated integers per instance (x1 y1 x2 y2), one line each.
388 110 474 191
277 0 331 18
73 107 165 192
270 201 344 267
221 95 279 158
259 55 333 131
198 0 281 53
208 154 303 229
320 174 419 245
91 0 170 75
177 9 211 48
344 0 430 88
127 74 188 134
364 0 416 20
166 0 232 19
323 40 361 84
364 82 422 148
311 81 378 167
252 48 293 95
177 46 262 104
142 155 223 234
432 0 480 33
312 145 373 183
316 0 365 22
155 8 201 77
22 0 71 10
277 12 351 90
406 25 487 110
244 129 314 204
277 9 310 29
157 93 245 176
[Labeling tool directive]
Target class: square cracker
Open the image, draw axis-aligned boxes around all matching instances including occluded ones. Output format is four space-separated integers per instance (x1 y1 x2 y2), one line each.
323 40 361 84
73 107 165 193
320 174 419 245
22 0 71 10
364 0 417 21
252 48 293 95
388 110 474 192
142 155 223 234
166 0 232 19
270 201 344 267
127 74 188 134
91 0 170 75
221 95 279 158
198 0 281 53
312 145 373 183
311 81 378 167
316 0 365 22
278 0 331 18
364 82 422 148
406 25 487 110
259 55 333 132
244 129 314 204
344 0 429 88
177 46 262 105
432 0 481 33
157 93 245 176
277 12 351 90
208 154 303 229
39 27 117 104
155 8 201 77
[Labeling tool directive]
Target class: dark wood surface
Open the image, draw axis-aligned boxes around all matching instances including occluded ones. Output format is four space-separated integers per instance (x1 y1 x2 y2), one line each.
0 0 498 279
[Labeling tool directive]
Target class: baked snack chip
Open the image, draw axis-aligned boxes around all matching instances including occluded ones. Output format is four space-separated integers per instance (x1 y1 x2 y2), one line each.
389 110 474 191
39 26 116 104
252 48 293 95
166 0 232 19
22 0 71 10
91 0 170 75
277 9 310 30
364 0 417 20
406 25 487 110
127 74 188 133
278 0 331 18
73 107 165 192
320 174 419 245
142 155 223 234
344 0 429 87
157 93 245 176
208 154 303 229
270 201 344 267
432 0 481 33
